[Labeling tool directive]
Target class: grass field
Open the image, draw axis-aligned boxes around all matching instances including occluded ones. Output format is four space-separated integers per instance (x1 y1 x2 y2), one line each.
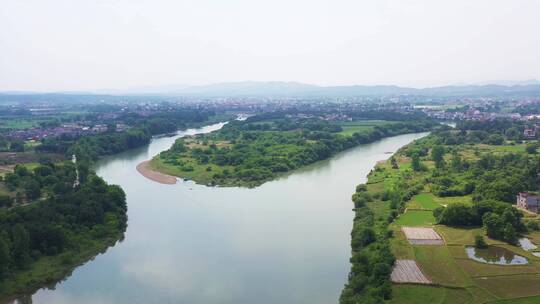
389 285 473 304
489 295 540 303
473 274 540 299
414 245 472 287
0 119 43 129
336 120 394 136
150 157 241 186
339 126 372 136
363 139 540 303
408 193 441 210
395 210 436 226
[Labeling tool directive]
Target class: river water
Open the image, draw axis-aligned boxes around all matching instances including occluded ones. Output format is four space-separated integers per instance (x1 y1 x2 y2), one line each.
26 123 427 304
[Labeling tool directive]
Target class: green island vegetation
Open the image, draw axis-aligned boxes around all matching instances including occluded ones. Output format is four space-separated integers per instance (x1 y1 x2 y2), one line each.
340 120 540 304
0 107 231 299
151 112 438 187
0 161 127 301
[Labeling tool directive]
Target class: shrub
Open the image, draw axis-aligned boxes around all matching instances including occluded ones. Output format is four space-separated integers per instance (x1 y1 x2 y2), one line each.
526 220 540 231
351 228 376 251
380 191 391 201
526 142 540 154
181 165 194 172
356 184 368 192
436 203 477 226
474 235 488 249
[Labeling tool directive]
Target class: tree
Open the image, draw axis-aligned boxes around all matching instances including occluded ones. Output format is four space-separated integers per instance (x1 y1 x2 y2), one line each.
11 224 31 269
504 223 518 245
356 184 368 192
451 152 462 171
474 235 487 249
526 142 540 154
352 227 376 250
24 180 41 200
171 140 187 153
9 140 25 152
505 127 521 140
77 161 90 183
431 146 446 168
436 203 476 226
15 192 24 204
483 213 504 240
390 157 399 169
0 235 10 278
411 153 423 172
0 136 8 151
484 134 504 145
14 165 29 177
371 263 392 284
0 195 13 208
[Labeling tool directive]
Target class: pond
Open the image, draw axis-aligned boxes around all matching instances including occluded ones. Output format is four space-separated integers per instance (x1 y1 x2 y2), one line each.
518 238 538 251
465 246 528 265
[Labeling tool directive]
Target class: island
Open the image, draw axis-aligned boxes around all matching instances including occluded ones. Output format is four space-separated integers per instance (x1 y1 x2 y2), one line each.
148 113 438 187
340 120 540 304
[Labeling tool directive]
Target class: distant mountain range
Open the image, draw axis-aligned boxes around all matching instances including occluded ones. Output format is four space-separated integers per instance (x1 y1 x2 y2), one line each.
2 80 540 99
94 80 540 97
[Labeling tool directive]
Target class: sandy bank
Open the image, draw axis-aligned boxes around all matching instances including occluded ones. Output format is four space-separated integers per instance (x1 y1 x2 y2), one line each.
136 161 177 185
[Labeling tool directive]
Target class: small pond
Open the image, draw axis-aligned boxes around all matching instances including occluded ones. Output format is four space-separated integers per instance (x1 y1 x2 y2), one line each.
465 246 528 265
519 238 538 251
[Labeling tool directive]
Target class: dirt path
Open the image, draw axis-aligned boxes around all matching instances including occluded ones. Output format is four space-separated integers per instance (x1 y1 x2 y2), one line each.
136 161 177 185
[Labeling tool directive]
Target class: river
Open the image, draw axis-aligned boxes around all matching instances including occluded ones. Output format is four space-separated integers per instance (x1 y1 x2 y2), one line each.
25 123 427 304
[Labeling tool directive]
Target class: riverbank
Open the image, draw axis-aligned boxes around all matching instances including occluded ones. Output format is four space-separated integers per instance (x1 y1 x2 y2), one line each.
27 130 429 303
150 117 438 188
0 160 128 303
341 130 540 304
0 231 123 303
136 160 177 185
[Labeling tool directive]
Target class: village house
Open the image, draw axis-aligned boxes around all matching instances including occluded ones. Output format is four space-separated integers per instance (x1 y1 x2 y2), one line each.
516 192 540 213
116 123 128 132
523 125 538 139
523 126 537 139
92 124 108 133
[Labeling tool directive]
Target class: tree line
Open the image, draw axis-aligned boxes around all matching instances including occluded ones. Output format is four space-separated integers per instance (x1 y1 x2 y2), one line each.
159 115 438 186
0 162 127 285
35 110 214 161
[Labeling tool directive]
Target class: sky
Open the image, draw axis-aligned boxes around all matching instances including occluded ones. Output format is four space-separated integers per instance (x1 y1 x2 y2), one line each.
1 0 539 92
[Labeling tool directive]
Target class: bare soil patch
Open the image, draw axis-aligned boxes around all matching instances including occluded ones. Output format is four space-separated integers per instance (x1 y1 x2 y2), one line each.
402 227 444 245
391 259 432 284
136 161 177 185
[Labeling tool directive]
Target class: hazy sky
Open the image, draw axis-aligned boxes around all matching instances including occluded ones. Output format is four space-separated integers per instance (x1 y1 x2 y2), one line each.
1 0 539 91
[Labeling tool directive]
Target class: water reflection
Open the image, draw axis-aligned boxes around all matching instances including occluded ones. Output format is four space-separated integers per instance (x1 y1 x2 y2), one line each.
519 238 538 251
9 237 126 304
22 126 428 304
465 246 528 265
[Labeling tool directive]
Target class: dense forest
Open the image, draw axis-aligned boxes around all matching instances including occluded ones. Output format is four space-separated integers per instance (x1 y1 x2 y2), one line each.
155 114 438 187
0 161 127 297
